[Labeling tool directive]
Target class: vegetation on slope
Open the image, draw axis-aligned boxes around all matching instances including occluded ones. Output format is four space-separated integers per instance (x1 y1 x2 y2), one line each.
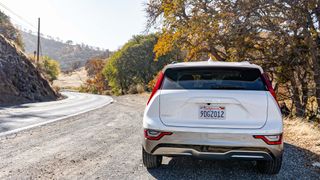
40 56 60 83
21 30 111 71
0 11 23 49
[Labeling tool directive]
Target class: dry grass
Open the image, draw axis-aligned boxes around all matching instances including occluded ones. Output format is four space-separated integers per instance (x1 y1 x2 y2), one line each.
53 67 88 89
284 118 320 162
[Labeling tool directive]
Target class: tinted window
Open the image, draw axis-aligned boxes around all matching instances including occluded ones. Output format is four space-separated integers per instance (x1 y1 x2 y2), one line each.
162 67 267 90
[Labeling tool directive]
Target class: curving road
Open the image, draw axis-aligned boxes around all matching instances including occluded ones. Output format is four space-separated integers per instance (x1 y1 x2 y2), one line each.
0 91 113 136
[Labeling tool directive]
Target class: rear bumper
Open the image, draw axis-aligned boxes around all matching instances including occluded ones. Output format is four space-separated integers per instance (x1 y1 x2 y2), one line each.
143 131 283 161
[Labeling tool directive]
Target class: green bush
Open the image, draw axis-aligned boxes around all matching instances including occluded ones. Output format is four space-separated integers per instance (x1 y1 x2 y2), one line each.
40 56 60 82
103 34 182 95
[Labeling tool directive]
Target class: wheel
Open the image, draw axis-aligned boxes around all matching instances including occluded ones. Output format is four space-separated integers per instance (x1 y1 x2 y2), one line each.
142 147 162 169
257 155 283 174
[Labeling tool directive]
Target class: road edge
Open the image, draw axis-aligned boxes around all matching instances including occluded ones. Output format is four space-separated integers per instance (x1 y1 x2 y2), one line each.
0 96 113 138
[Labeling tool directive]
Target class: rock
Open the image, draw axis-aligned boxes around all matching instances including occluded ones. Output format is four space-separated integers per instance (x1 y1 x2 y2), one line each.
0 34 59 106
312 162 320 168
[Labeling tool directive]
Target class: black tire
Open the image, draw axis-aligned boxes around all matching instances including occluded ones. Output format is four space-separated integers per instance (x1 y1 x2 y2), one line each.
142 148 162 169
257 155 283 174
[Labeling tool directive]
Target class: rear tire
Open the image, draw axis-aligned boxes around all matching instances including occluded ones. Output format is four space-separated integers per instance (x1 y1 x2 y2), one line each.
142 148 162 169
257 155 282 174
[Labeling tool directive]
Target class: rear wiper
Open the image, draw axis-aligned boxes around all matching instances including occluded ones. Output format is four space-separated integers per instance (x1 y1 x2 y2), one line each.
210 86 246 90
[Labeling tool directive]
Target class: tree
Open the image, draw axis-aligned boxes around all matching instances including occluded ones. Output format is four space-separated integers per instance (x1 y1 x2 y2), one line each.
146 0 320 117
40 56 60 83
103 34 182 95
80 58 110 95
147 0 280 62
66 40 73 45
86 58 106 77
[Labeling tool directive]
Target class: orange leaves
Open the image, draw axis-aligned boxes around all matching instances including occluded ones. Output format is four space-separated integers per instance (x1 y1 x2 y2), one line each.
85 58 106 77
154 32 175 59
81 58 109 94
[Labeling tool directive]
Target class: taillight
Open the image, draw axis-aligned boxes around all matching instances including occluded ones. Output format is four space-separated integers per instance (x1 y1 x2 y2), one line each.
253 134 282 145
144 129 172 140
147 71 164 105
261 73 278 105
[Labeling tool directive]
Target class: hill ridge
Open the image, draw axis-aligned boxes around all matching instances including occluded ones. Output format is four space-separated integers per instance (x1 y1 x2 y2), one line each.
21 30 111 71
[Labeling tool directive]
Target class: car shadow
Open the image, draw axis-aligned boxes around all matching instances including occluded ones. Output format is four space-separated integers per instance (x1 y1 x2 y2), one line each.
147 143 320 179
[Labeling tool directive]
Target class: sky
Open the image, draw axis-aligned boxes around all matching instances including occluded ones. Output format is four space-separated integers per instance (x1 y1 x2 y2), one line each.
0 0 147 50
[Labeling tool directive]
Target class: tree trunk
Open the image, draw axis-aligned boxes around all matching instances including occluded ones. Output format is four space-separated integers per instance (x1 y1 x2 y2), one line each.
209 48 225 61
300 72 309 115
306 14 320 114
290 71 304 117
307 38 320 113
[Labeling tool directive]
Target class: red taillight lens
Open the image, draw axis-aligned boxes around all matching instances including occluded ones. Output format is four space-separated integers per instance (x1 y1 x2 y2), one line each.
253 134 282 145
261 73 278 104
147 71 164 105
144 129 172 140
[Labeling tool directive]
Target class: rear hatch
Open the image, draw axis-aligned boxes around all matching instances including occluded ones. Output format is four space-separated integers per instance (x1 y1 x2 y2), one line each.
159 67 268 129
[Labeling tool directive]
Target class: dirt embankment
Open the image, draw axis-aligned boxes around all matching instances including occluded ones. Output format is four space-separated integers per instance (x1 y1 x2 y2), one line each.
0 35 58 106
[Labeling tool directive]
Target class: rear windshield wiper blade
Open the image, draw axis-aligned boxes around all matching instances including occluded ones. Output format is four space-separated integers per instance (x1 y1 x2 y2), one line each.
210 86 246 90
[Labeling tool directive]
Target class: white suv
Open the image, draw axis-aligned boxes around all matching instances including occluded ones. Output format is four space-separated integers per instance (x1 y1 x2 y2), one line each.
142 60 283 174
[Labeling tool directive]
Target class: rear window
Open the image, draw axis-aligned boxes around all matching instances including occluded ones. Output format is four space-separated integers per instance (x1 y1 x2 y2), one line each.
161 67 267 90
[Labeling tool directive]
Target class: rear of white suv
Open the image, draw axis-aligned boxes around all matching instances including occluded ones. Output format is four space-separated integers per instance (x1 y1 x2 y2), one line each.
142 60 283 174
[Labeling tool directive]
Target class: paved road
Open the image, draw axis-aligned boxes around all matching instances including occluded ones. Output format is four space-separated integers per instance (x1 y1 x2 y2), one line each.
0 94 318 179
0 92 113 135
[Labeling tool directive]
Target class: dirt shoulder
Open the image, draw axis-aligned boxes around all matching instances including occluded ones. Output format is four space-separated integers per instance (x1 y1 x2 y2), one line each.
284 118 320 167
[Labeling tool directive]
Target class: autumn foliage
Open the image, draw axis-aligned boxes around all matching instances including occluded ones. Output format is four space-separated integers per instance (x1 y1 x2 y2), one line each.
80 58 109 94
146 0 320 118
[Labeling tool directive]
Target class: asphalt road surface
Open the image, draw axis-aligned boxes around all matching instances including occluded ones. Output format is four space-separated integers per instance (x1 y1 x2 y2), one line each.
0 92 113 136
0 94 318 179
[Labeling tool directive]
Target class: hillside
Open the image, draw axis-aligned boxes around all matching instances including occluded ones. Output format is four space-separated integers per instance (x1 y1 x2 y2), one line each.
0 34 58 106
21 30 111 71
0 11 23 49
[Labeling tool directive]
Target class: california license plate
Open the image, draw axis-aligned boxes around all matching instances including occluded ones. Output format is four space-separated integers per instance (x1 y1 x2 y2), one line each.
199 105 225 119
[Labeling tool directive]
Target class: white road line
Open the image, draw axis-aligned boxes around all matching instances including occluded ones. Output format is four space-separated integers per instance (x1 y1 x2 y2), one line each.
0 92 113 137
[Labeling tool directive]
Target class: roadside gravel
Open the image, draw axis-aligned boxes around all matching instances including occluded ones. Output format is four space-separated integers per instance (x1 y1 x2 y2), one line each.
0 94 318 179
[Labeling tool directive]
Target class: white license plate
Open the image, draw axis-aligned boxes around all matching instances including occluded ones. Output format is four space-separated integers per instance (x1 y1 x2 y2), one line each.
199 105 225 119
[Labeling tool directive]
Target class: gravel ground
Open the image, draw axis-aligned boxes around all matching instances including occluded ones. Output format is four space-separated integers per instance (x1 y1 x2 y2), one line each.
0 94 319 179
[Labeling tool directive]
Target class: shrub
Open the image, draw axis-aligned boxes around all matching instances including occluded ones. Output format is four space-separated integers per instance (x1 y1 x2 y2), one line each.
103 34 182 95
80 58 109 94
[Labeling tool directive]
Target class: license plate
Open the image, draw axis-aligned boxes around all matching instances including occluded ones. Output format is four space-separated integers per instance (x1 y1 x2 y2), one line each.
199 105 225 119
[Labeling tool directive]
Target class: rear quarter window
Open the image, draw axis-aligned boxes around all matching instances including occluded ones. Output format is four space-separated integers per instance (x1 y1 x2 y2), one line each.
161 67 267 91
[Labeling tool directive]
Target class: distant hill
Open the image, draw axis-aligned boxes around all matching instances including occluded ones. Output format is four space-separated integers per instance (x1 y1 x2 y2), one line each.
21 30 111 71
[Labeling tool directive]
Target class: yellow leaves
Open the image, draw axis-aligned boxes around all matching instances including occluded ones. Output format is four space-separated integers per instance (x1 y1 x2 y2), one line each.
208 54 219 61
147 71 161 90
161 0 185 18
40 56 60 82
154 31 176 60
